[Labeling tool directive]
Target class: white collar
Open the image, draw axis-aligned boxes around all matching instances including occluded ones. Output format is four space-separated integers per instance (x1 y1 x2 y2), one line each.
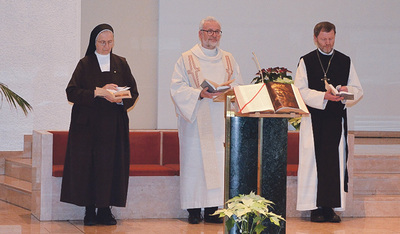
95 51 110 58
95 51 110 72
318 48 334 56
190 44 223 61
200 45 218 57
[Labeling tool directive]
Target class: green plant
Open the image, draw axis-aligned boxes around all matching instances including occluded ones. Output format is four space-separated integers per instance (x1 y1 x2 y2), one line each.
213 192 285 234
0 83 32 115
252 67 293 84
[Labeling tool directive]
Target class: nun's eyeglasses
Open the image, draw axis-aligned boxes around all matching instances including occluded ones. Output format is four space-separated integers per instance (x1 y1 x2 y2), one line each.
97 40 114 46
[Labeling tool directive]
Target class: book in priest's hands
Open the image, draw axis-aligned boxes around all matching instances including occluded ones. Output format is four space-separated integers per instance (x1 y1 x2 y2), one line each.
200 79 235 93
106 86 132 99
233 82 309 114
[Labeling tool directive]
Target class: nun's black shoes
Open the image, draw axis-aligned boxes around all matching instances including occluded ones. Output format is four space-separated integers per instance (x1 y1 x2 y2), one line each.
97 207 117 225
311 207 341 223
204 207 223 223
84 205 97 226
187 208 203 224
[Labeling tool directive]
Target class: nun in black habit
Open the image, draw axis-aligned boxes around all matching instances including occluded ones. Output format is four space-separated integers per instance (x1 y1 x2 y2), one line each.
60 23 139 226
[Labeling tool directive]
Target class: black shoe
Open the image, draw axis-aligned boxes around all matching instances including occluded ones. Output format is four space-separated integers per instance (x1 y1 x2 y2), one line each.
204 207 223 223
310 208 325 222
84 205 97 226
96 207 117 225
323 207 341 223
187 208 203 224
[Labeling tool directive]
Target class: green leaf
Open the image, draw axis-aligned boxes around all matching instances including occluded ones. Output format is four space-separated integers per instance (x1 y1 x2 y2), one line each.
254 223 266 234
0 83 32 115
225 218 235 231
269 216 281 226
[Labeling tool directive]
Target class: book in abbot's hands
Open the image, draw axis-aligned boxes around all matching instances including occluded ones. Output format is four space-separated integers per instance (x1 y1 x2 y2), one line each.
107 86 132 99
233 82 309 114
200 79 234 93
326 83 354 100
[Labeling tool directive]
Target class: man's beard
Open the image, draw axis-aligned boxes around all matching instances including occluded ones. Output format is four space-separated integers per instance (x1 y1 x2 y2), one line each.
202 38 219 49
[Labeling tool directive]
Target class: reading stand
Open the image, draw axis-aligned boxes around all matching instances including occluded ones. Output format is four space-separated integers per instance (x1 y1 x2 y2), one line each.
217 90 305 234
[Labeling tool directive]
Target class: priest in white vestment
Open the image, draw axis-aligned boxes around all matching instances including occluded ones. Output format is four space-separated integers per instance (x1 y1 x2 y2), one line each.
170 16 242 224
294 21 363 223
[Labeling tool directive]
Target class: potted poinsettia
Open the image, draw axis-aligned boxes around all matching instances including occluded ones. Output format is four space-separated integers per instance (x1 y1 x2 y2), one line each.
0 82 32 115
213 192 285 234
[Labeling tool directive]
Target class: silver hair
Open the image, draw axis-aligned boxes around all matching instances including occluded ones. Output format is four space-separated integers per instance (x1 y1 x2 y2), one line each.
199 16 221 30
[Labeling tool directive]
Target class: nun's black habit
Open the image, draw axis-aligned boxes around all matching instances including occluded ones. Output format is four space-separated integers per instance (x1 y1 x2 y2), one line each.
60 24 139 207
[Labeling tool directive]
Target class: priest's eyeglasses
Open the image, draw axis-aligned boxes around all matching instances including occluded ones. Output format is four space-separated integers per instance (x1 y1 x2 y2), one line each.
97 40 114 46
200 29 222 36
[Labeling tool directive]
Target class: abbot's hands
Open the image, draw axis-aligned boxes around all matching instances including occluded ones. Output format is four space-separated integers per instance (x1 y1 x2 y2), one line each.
324 86 348 102
94 83 123 103
338 86 348 92
200 87 224 99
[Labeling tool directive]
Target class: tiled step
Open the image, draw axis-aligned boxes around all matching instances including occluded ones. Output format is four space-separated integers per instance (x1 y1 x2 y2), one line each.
353 173 400 195
0 151 23 175
351 136 400 217
5 158 32 182
354 144 400 156
355 138 400 145
0 175 31 210
353 155 400 174
351 194 400 217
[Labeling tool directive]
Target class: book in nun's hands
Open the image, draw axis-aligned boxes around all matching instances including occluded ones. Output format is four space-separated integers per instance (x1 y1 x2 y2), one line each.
234 82 309 114
200 79 235 93
107 86 132 99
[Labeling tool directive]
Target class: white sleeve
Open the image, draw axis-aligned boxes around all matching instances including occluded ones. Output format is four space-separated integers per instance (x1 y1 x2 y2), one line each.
294 58 328 110
170 56 202 123
343 61 363 107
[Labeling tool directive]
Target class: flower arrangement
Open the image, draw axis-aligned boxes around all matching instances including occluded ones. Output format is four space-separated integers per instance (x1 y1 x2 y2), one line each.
252 67 293 84
213 192 285 234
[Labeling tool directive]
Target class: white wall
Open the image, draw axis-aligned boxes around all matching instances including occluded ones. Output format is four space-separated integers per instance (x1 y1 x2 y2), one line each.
0 1 80 150
81 0 159 130
0 1 159 150
157 0 400 131
1 0 400 151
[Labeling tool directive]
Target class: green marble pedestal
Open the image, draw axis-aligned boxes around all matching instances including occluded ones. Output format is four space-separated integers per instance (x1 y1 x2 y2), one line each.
225 116 288 234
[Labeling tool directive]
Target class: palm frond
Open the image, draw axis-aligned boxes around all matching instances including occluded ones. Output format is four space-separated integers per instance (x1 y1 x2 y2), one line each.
0 83 32 116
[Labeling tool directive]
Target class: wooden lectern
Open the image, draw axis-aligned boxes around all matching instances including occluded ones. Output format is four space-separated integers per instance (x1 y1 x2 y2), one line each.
216 90 305 234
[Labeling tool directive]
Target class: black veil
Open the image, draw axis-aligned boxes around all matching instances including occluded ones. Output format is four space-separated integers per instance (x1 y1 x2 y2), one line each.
85 23 114 56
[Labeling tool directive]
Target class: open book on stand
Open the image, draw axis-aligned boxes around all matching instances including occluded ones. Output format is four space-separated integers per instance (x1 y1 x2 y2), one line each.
201 79 235 93
107 86 132 99
233 82 309 114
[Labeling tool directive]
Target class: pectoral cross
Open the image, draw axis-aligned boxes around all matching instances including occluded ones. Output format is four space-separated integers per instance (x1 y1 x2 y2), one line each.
321 77 330 82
